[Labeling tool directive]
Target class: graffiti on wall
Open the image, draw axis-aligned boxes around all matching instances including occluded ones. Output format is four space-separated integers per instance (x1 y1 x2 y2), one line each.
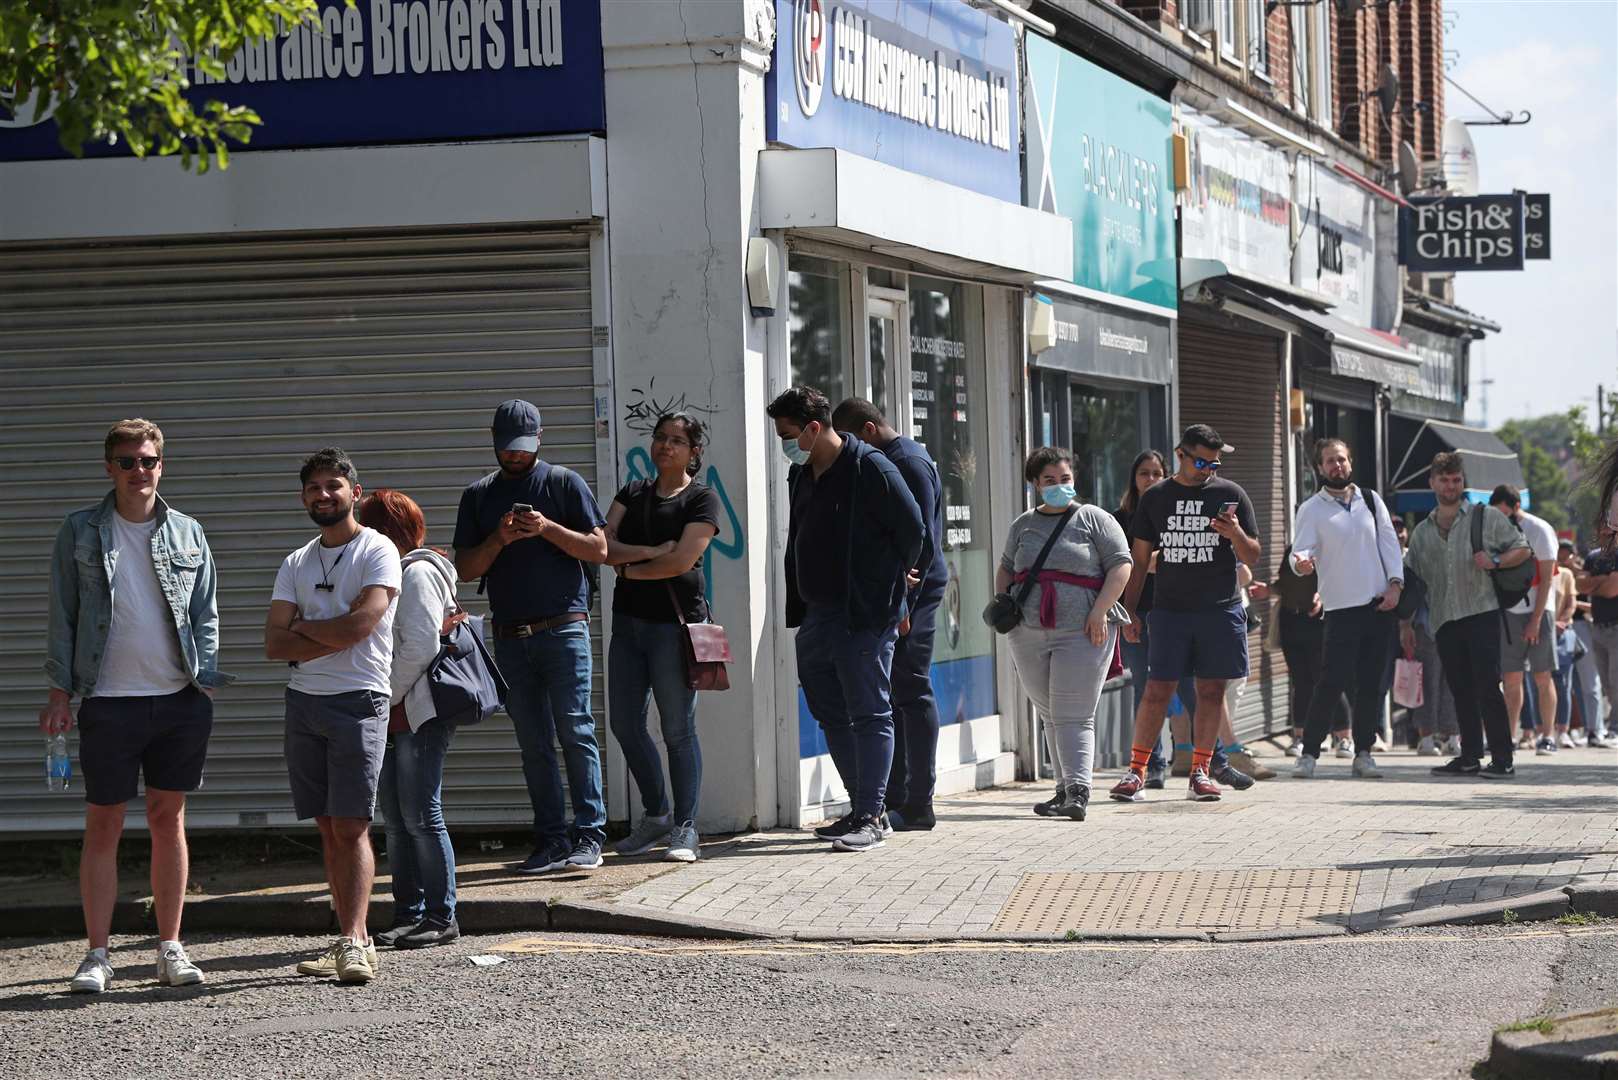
621 379 720 436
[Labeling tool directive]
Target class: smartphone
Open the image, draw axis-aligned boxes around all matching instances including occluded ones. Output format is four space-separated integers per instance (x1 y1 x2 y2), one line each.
511 503 533 515
1220 501 1239 517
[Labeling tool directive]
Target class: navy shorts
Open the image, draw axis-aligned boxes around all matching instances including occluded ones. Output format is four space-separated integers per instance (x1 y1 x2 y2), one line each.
284 688 388 820
1146 602 1250 682
77 685 213 806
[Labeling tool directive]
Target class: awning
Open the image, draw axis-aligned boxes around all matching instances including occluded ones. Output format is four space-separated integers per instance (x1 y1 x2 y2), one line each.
1389 417 1528 512
759 148 1073 285
1201 279 1424 393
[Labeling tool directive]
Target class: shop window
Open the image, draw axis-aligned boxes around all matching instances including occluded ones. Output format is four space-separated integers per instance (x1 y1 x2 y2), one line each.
908 276 996 722
1069 381 1152 514
788 255 849 402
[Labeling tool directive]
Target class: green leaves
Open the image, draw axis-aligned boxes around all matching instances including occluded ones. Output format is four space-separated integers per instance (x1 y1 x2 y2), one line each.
1 0 345 170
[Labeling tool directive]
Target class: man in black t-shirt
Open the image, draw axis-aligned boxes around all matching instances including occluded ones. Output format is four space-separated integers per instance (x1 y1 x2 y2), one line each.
1576 539 1618 744
1111 424 1262 804
454 400 610 876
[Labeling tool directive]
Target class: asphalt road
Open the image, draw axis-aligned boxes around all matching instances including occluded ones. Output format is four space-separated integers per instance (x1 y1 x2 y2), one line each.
2 922 1614 1079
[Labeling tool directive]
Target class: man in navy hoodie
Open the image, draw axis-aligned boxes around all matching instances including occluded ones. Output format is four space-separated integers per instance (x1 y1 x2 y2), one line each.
769 386 924 853
832 397 947 832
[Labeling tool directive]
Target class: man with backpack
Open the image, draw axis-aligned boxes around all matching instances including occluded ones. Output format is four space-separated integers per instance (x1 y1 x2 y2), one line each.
454 400 610 874
1401 452 1533 778
1486 485 1561 751
1288 439 1403 780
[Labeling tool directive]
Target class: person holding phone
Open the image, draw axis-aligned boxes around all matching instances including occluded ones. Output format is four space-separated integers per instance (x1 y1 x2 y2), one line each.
1111 424 1261 803
1288 438 1403 780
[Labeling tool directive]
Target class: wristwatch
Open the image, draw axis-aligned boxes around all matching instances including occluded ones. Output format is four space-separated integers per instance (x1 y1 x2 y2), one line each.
1389 578 1403 588
1491 554 1502 567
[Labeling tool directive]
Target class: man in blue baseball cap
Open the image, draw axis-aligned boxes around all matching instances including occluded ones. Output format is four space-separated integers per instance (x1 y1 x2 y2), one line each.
454 400 610 873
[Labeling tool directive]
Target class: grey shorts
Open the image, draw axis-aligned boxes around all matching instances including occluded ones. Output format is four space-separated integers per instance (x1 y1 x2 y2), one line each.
284 688 388 820
1501 610 1556 674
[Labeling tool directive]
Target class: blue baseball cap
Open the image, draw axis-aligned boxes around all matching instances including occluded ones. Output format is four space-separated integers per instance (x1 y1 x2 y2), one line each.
493 399 541 453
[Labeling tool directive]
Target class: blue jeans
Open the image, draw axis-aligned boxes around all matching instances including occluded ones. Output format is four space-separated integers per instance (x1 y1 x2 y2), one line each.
796 603 899 818
608 613 702 824
886 593 942 811
377 717 457 926
495 622 606 847
1128 619 1225 773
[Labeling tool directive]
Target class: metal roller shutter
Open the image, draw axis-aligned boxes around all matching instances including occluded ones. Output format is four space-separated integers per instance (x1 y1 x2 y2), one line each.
1176 305 1291 744
0 225 601 832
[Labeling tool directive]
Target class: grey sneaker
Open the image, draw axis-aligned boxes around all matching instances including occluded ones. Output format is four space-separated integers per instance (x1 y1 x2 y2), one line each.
69 951 113 994
1292 754 1317 778
614 813 672 857
830 814 885 852
156 942 204 986
665 821 700 863
1352 753 1383 779
564 838 604 870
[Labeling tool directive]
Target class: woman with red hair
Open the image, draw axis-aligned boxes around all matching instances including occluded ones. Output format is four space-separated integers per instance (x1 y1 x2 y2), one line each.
358 488 462 949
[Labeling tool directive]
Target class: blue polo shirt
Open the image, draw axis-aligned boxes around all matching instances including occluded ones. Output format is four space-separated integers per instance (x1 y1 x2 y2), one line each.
453 462 606 623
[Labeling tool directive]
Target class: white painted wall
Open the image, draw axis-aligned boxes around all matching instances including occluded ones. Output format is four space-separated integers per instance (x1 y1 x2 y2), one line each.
600 0 778 834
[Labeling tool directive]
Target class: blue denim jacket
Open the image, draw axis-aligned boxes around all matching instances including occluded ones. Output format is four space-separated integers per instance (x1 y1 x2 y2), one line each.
46 491 233 697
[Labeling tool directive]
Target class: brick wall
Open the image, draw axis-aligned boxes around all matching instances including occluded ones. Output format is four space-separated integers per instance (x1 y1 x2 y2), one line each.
1334 0 1448 165
1118 0 1175 30
1417 0 1444 163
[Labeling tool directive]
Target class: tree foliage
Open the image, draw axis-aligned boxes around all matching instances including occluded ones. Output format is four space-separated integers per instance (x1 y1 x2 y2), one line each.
1 0 325 170
1497 407 1604 541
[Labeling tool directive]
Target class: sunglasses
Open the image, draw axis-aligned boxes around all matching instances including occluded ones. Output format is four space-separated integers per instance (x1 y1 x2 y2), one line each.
112 455 161 471
1180 451 1221 470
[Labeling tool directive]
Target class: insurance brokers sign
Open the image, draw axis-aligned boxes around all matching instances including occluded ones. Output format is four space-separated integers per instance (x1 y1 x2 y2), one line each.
1398 193 1526 272
0 0 603 161
767 0 1019 203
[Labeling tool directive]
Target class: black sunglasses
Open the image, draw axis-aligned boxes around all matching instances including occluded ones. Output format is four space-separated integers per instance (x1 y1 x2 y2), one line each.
112 455 161 471
1179 449 1222 470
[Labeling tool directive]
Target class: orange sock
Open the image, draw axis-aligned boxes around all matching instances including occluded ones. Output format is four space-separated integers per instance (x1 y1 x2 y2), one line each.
1129 744 1154 777
1191 747 1214 774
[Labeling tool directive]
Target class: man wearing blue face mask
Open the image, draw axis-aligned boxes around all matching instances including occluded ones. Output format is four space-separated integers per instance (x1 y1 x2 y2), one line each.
768 385 924 853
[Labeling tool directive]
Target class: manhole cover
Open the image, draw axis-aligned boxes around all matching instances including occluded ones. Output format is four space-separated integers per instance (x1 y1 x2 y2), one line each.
990 868 1359 934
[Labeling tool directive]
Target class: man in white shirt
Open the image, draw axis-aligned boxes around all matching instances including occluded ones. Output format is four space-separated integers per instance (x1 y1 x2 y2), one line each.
41 419 231 995
1289 439 1403 779
265 448 400 986
1487 485 1559 749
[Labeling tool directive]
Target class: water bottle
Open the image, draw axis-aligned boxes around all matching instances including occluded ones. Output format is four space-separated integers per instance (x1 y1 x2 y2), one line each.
45 733 70 792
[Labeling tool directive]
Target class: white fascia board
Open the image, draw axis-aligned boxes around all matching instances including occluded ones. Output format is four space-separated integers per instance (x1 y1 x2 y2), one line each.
760 148 1072 283
0 135 603 242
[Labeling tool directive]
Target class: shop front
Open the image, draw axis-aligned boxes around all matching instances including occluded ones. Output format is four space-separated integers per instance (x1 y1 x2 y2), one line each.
0 0 609 831
763 0 1071 820
1022 33 1176 768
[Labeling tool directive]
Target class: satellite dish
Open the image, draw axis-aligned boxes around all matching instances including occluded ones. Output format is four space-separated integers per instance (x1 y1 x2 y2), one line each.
1376 64 1400 119
1441 116 1479 196
1398 141 1421 195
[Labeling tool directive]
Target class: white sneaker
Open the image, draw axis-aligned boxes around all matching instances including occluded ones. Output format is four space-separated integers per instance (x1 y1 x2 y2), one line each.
1292 755 1316 778
664 821 700 863
1334 737 1354 759
1590 733 1617 749
1560 731 1578 749
1444 735 1463 756
156 942 205 987
70 950 113 994
1417 735 1440 757
1352 753 1384 779
1284 738 1304 758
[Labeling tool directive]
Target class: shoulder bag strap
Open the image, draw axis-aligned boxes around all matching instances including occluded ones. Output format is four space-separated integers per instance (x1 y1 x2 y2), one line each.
1015 505 1078 607
1366 489 1391 585
416 557 465 617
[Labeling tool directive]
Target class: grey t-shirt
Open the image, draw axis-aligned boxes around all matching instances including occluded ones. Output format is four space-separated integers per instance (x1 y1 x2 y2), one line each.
999 505 1133 630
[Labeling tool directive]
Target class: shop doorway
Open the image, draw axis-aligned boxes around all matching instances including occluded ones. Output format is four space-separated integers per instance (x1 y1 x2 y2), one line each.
865 288 912 435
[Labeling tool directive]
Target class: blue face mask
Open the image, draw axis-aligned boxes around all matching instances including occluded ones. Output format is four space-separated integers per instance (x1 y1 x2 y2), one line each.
781 436 811 467
1040 483 1076 509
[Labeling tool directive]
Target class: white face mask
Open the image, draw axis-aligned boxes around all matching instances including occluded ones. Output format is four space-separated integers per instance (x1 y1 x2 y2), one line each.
781 435 811 467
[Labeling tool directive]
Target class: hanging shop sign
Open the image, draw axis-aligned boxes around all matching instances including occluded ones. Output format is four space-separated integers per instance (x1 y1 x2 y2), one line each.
0 0 604 162
1394 323 1466 413
767 0 1019 202
1293 161 1374 327
1398 193 1526 272
1023 35 1176 311
1524 193 1551 260
1178 107 1293 288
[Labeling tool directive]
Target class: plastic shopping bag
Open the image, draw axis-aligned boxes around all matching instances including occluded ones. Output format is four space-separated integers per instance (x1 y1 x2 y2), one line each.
1392 657 1424 709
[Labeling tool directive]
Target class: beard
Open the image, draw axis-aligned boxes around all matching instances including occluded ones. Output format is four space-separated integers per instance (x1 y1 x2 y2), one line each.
1319 469 1353 491
307 503 352 527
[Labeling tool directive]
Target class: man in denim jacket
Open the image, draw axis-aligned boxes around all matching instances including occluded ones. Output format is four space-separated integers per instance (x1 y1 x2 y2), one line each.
40 419 231 994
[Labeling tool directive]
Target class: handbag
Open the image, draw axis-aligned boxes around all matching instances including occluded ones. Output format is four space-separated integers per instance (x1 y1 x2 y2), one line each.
641 484 732 691
982 505 1077 634
418 560 508 727
1392 657 1424 709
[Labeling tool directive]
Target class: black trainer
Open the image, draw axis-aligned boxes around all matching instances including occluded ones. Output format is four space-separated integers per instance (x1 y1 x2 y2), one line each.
372 921 423 948
1056 783 1090 822
1032 785 1065 817
1144 767 1166 790
516 839 571 874
813 813 857 840
395 919 461 950
889 804 936 831
1431 757 1482 777
1212 763 1255 791
1478 760 1516 779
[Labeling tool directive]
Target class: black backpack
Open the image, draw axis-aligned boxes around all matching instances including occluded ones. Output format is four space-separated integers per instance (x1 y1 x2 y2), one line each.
1469 505 1537 612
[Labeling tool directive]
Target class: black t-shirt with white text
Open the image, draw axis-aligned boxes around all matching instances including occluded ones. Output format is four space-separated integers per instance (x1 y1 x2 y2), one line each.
1129 476 1258 611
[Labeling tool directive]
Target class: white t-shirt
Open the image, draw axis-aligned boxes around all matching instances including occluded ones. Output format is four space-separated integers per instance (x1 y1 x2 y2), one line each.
94 512 190 697
1508 510 1559 616
272 527 401 696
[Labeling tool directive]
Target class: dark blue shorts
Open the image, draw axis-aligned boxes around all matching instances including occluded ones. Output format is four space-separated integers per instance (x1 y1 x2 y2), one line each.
1146 602 1249 682
77 685 213 806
